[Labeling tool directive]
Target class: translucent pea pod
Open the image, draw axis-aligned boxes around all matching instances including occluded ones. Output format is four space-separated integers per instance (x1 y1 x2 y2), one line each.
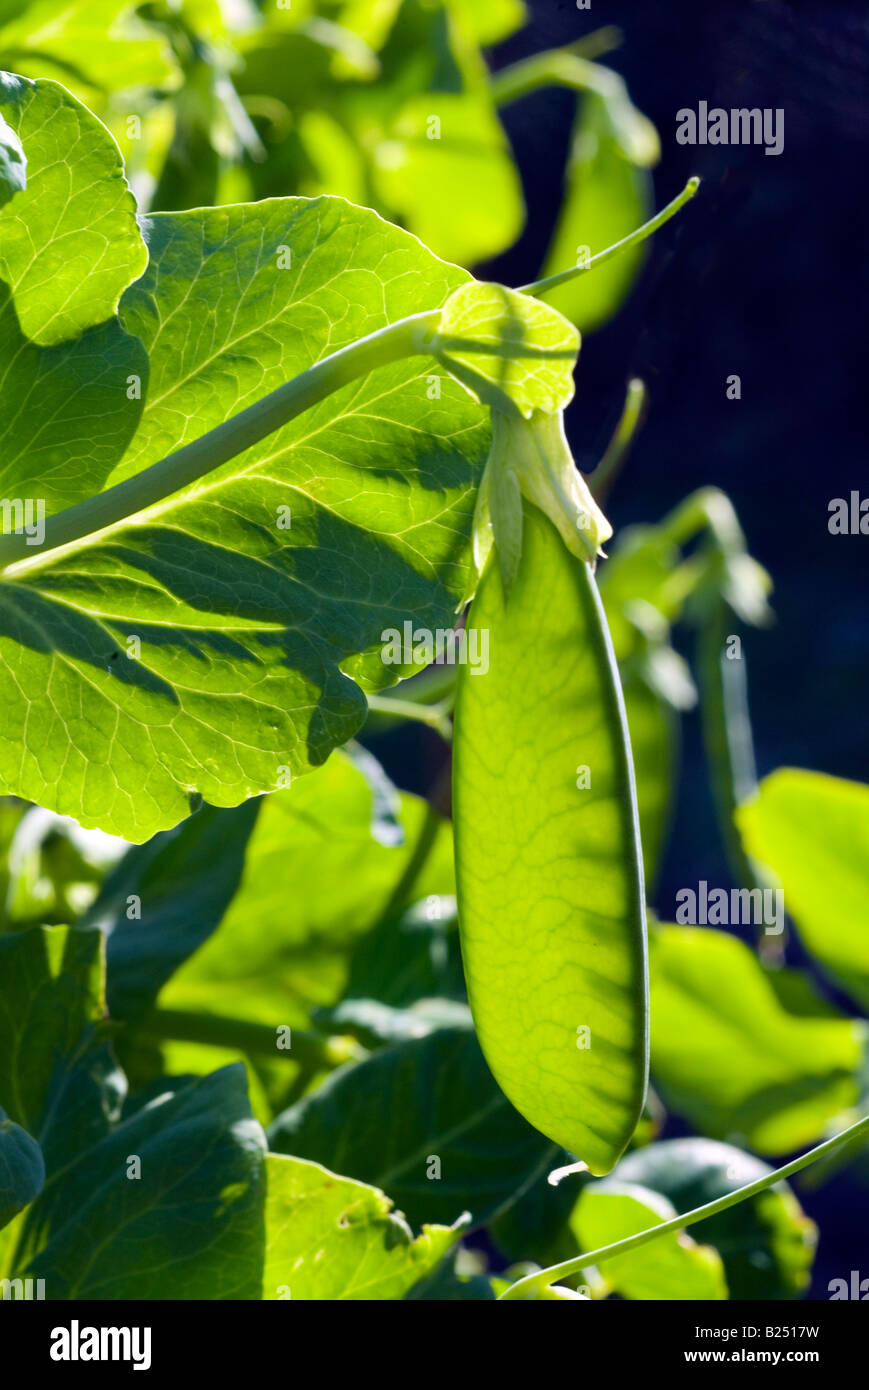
453 503 648 1175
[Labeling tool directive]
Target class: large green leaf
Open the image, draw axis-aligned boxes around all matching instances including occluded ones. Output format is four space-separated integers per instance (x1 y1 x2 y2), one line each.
0 72 147 343
269 1024 557 1229
453 505 648 1174
614 1138 816 1299
0 186 491 839
650 925 864 1153
263 1153 456 1300
571 1181 728 1300
737 769 869 1010
16 1065 266 1298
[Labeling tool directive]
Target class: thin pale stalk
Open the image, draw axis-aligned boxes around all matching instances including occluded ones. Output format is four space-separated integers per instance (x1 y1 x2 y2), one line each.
500 1110 869 1299
520 177 700 300
0 310 441 572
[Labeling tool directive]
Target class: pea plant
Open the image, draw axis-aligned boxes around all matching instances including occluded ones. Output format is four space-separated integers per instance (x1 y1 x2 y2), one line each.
0 2 867 1305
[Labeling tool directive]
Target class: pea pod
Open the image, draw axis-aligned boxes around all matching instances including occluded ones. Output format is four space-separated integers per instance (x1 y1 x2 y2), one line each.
453 503 648 1175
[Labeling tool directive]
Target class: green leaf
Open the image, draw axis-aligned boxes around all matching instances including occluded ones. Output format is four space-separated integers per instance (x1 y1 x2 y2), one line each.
0 926 115 1146
373 90 524 267
158 751 456 1022
539 90 655 333
456 0 527 45
650 925 864 1153
571 1181 728 1300
269 1024 557 1229
0 194 489 840
454 505 648 1174
613 1138 816 1299
436 281 579 416
0 78 146 511
0 279 146 510
0 1 178 99
82 800 260 1020
737 769 869 1010
0 1110 44 1230
263 1153 456 1300
17 1065 267 1298
0 73 147 344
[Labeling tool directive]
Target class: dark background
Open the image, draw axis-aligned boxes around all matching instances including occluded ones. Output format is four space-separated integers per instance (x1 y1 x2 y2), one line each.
367 0 868 1297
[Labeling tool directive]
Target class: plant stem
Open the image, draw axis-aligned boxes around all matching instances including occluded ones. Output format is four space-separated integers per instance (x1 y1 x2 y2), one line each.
0 309 441 571
499 1109 869 1300
590 377 647 504
0 188 699 574
137 1007 364 1068
520 177 700 300
365 693 453 740
491 46 625 109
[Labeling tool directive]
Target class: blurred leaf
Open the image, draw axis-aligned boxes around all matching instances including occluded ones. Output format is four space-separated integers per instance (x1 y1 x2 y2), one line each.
373 89 523 265
454 0 527 46
539 90 653 333
572 1181 728 1300
650 926 864 1154
159 752 455 1023
269 1025 557 1229
738 769 869 1010
620 674 679 893
263 1153 456 1299
614 1138 816 1299
4 806 121 927
0 0 177 95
